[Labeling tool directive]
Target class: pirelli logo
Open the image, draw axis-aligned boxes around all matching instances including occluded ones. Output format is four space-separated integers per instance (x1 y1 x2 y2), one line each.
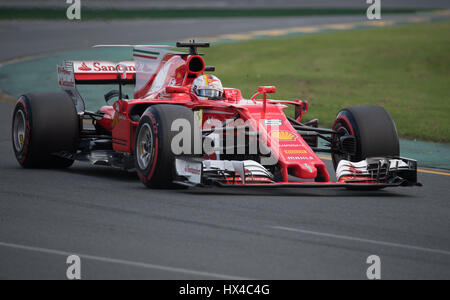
284 150 307 154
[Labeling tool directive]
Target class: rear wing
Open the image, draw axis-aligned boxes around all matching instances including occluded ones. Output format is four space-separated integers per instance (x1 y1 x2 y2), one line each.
72 61 136 85
57 60 136 114
56 43 200 112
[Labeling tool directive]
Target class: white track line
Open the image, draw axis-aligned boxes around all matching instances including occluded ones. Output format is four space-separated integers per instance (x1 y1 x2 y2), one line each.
271 226 450 256
0 241 251 280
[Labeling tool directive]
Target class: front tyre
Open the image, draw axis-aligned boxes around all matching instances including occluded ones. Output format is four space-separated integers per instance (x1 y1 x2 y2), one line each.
12 93 79 168
134 105 196 189
331 105 400 170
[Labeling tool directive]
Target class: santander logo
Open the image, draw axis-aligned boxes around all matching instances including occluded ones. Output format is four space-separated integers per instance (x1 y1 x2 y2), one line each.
78 62 92 71
185 166 201 175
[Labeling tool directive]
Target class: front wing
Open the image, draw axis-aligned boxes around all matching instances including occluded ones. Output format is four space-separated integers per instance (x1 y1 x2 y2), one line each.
174 157 420 189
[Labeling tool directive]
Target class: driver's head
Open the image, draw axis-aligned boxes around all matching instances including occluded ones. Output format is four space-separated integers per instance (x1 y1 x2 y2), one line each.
191 74 224 100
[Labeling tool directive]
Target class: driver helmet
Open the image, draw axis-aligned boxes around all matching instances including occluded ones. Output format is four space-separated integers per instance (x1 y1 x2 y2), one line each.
191 74 224 100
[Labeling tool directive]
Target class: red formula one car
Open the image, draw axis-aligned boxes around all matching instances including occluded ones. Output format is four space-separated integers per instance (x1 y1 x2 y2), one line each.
11 42 418 189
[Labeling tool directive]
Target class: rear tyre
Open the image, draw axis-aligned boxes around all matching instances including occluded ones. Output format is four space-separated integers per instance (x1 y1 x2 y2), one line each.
12 93 80 168
134 105 197 189
332 105 400 170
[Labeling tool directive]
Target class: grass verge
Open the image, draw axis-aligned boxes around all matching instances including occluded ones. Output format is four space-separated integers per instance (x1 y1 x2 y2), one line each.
0 8 429 20
203 22 450 142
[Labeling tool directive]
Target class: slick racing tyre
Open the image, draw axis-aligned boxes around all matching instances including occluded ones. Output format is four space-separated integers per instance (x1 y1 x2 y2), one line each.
135 104 197 189
12 93 80 168
331 105 400 170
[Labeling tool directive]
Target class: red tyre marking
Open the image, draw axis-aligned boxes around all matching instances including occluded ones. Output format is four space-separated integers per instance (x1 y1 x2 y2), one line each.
145 112 159 182
333 114 354 136
146 137 159 182
332 113 356 168
135 110 160 185
15 98 31 164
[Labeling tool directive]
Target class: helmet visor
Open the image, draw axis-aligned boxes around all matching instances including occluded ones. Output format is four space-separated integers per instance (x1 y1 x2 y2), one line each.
196 89 221 98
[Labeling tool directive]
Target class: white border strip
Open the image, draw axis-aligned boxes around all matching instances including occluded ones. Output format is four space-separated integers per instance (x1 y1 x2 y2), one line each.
271 226 450 256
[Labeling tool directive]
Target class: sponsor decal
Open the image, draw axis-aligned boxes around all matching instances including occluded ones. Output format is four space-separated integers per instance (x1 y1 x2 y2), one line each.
57 67 75 87
287 156 314 160
264 119 282 126
284 149 307 154
78 62 91 72
271 131 297 141
94 62 127 72
225 89 240 101
74 61 136 73
185 166 202 175
175 159 202 184
280 143 305 147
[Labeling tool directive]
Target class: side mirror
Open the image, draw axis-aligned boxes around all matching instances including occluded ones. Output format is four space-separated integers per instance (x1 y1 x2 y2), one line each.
257 86 276 94
166 86 190 94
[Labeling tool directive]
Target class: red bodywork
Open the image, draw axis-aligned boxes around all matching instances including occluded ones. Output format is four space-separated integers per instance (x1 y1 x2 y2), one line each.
73 52 385 186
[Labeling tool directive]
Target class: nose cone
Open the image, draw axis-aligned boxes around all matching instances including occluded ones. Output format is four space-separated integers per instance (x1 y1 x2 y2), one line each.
293 163 318 179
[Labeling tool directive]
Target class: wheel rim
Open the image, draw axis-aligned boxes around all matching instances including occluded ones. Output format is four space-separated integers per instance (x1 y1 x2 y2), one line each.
13 109 26 153
136 123 154 170
331 123 353 168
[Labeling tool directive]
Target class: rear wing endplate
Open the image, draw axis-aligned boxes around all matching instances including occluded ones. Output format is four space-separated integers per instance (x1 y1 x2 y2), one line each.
57 61 85 114
57 60 137 114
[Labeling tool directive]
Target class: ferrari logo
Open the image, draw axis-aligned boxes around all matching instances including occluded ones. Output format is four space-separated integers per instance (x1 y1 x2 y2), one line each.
19 134 24 147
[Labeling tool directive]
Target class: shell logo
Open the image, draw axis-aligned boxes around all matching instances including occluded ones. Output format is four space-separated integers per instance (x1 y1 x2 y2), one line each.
271 131 296 141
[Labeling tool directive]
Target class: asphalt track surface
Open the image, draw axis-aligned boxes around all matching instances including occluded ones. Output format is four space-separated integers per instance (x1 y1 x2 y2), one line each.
0 15 450 280
0 13 447 62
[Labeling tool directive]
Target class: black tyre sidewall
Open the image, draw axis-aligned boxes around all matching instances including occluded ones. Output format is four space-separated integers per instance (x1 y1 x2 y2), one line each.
135 109 162 187
332 106 400 169
135 105 196 188
12 93 79 168
12 98 32 166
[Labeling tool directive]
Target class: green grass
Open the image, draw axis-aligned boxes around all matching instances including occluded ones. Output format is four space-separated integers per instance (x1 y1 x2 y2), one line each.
202 22 450 143
0 8 428 20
